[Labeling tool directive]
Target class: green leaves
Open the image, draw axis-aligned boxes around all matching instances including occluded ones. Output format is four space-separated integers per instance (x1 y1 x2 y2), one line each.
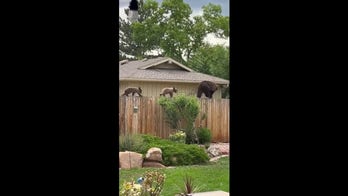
140 134 209 166
178 174 201 195
187 45 230 98
159 95 200 144
158 94 200 140
188 44 229 79
119 0 229 62
202 3 230 38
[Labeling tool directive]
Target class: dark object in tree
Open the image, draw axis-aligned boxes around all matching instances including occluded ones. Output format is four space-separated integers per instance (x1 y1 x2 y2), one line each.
127 0 139 22
197 81 218 99
160 87 177 97
122 87 142 97
129 0 139 11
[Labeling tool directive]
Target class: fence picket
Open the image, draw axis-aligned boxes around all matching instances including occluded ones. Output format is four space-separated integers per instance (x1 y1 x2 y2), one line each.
118 97 230 142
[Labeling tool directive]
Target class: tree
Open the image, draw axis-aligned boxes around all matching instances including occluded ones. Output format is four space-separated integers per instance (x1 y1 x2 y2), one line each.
119 14 143 59
187 44 229 79
119 0 163 59
119 0 229 63
187 44 230 98
158 94 200 144
202 3 229 38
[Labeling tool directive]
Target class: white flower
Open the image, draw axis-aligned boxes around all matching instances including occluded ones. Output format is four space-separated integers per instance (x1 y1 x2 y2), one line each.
133 184 142 190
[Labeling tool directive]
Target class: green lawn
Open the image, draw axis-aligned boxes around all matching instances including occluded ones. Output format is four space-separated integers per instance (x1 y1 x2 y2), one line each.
119 157 229 196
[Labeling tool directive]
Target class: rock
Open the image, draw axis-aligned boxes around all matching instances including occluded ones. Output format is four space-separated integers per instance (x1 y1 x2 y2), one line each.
142 161 166 168
220 148 229 155
119 151 143 169
143 147 166 168
145 147 163 162
209 155 229 162
207 146 221 158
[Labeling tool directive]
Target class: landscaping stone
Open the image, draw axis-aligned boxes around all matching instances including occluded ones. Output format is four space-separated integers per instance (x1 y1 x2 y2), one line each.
142 161 166 168
145 147 163 162
220 148 229 155
207 143 229 157
119 151 143 169
207 146 221 157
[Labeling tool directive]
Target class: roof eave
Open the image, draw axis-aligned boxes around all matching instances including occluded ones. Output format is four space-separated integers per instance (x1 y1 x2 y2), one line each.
139 57 194 72
120 78 229 85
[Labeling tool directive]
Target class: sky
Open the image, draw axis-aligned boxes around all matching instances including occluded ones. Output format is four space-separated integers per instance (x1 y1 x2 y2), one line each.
119 0 230 46
119 0 229 16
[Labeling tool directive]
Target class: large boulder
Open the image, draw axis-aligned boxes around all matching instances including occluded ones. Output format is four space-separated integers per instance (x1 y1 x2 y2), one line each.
142 147 166 168
145 147 163 162
119 151 143 169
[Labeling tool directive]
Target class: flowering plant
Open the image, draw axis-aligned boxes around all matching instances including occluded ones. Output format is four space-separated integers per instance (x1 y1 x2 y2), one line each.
119 170 166 196
119 181 142 196
142 170 166 196
169 130 186 143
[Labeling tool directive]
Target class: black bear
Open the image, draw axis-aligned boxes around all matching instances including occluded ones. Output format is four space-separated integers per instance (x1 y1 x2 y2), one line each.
122 87 142 97
159 87 177 97
197 81 218 99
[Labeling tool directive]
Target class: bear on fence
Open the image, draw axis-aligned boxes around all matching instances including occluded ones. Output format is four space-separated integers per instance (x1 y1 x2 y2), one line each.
122 87 143 97
159 87 177 97
197 81 218 99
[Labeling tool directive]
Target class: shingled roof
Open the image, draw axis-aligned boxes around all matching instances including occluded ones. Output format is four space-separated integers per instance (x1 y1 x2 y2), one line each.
119 57 229 85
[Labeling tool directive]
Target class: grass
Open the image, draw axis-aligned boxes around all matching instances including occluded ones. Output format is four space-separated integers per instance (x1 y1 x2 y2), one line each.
119 156 229 196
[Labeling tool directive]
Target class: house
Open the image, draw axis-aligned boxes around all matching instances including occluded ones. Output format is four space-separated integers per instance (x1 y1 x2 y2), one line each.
119 57 229 99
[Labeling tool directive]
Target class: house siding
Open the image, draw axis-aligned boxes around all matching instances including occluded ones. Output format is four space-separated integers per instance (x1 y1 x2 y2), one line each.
120 81 222 99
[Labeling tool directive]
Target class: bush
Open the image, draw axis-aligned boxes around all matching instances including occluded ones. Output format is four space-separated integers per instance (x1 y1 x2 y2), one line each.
119 133 145 152
184 128 199 144
142 170 166 196
140 134 209 166
158 94 200 144
196 128 212 145
169 130 186 144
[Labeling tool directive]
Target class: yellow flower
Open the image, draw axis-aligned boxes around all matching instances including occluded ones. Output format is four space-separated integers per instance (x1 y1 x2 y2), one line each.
125 183 132 190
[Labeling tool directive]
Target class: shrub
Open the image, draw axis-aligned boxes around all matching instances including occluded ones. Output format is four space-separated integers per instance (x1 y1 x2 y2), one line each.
169 130 186 144
184 128 199 144
142 170 166 196
140 134 209 166
119 181 142 196
158 94 200 144
119 133 145 152
196 128 212 145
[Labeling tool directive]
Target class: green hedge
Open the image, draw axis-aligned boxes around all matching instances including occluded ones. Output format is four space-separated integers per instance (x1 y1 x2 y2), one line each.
140 134 209 166
196 127 212 145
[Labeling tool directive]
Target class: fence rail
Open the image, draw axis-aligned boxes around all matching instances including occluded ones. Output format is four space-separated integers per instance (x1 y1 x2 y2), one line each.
119 97 230 142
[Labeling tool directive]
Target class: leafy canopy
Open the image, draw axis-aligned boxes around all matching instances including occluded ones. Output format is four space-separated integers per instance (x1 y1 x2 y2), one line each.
119 0 229 64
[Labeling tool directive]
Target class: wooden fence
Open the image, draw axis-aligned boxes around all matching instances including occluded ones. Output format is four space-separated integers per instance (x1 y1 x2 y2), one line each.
119 97 230 142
